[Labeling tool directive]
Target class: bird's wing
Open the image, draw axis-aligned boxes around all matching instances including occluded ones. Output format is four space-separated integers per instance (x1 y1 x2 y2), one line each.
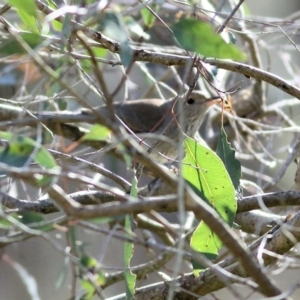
117 99 171 133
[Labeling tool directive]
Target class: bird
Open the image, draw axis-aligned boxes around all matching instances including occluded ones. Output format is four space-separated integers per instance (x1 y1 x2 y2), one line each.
81 91 221 163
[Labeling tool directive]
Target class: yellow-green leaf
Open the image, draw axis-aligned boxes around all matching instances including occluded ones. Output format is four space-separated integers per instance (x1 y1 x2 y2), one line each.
7 0 39 32
140 7 156 28
183 137 237 273
81 124 111 141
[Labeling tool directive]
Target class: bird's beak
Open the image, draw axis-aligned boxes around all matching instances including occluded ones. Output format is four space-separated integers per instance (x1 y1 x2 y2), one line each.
208 96 232 111
207 96 222 105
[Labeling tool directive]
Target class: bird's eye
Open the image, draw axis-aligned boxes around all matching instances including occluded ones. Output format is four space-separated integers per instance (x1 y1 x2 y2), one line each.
187 98 195 105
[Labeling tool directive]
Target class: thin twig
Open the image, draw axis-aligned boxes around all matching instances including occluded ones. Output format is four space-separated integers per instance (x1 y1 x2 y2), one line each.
217 0 245 34
49 150 131 192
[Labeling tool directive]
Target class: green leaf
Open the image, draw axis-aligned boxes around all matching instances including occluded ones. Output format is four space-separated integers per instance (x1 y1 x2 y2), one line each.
183 137 236 224
7 0 37 16
46 0 57 8
18 211 53 231
0 132 58 185
216 128 241 190
36 146 58 169
7 0 39 32
19 211 44 224
81 280 95 300
80 255 105 286
130 176 138 199
183 137 237 273
89 217 115 224
0 33 44 54
140 7 156 28
81 124 111 141
1 212 53 231
46 0 62 31
190 222 221 271
80 255 98 269
172 18 246 61
0 143 34 172
0 215 17 229
92 47 108 59
51 18 63 32
124 214 136 299
124 176 137 299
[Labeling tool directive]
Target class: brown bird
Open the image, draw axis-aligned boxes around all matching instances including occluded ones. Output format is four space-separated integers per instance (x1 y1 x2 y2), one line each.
81 91 221 163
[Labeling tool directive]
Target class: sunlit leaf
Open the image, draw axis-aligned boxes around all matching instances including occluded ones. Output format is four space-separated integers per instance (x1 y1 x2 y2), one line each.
183 137 237 273
183 137 236 223
190 222 221 271
46 0 62 31
7 0 40 32
92 47 108 58
172 18 246 61
140 7 156 28
8 0 37 16
80 255 98 269
81 124 111 141
80 255 105 297
81 280 95 300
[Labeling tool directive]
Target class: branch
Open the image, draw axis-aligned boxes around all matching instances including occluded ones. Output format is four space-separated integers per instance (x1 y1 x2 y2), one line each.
34 1 300 103
0 191 115 213
238 191 300 213
206 59 300 100
119 211 300 299
2 189 297 236
49 150 131 193
48 184 282 297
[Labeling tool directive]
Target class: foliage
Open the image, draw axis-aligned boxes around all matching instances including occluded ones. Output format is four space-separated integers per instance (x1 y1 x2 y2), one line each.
0 0 299 299
183 136 238 273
